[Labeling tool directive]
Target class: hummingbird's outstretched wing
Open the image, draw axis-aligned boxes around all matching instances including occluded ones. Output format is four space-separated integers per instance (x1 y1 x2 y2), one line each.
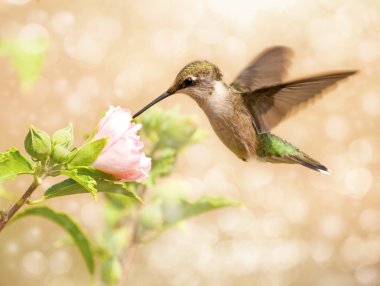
241 71 357 134
231 46 293 92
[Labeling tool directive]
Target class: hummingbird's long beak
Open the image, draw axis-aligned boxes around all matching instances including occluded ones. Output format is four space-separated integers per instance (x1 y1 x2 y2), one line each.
132 91 172 118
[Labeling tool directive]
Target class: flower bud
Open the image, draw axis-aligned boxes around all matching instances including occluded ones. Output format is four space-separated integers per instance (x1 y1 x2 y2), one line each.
51 145 69 163
51 124 73 163
52 124 74 149
101 257 122 285
24 126 51 161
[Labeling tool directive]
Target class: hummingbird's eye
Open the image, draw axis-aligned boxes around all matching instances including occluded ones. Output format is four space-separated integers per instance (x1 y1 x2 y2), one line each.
181 77 194 89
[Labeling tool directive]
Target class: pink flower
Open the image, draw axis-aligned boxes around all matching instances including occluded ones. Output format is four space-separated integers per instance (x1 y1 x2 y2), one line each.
92 106 151 182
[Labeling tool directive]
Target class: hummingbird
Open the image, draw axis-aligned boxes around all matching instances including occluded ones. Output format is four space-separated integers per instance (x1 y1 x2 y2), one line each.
133 46 357 174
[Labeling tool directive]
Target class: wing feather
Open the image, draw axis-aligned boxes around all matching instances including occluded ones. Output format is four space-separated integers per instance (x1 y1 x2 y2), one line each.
231 46 293 91
242 71 357 133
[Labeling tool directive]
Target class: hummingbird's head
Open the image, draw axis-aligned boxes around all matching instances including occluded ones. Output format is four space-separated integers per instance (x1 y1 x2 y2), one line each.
133 61 223 118
168 60 223 99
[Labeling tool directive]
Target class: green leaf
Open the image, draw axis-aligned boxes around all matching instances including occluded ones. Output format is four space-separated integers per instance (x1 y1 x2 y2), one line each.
60 169 97 197
44 178 141 202
72 166 115 181
137 194 240 243
0 38 49 91
24 126 52 161
0 148 34 182
13 206 95 275
104 191 138 214
69 138 107 167
161 196 241 227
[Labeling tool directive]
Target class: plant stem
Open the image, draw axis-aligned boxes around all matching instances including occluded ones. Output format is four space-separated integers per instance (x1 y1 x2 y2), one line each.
119 144 157 285
119 186 148 286
0 176 41 233
121 223 139 283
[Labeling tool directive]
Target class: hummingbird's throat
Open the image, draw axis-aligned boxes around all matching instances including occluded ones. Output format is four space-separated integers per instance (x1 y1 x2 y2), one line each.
204 81 231 115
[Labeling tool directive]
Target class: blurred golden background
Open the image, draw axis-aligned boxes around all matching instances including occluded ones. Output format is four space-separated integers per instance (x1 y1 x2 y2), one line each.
1 0 380 285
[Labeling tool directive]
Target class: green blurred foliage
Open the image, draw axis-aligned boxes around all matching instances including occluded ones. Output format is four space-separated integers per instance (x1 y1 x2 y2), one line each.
137 181 240 241
96 108 239 285
101 257 122 285
1 107 239 285
0 38 48 91
136 107 206 186
14 206 95 275
137 107 206 152
0 35 238 284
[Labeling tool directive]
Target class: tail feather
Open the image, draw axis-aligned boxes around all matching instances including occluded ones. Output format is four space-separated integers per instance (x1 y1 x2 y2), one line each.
257 133 331 175
288 155 331 175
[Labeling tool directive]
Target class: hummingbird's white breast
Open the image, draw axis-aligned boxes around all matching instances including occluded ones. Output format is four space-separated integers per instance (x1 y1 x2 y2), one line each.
199 80 257 161
207 81 231 115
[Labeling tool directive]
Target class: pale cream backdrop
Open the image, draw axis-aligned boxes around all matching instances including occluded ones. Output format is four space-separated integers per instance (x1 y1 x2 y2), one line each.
0 0 379 286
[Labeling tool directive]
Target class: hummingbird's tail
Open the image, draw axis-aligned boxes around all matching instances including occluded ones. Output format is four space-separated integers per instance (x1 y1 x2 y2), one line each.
256 133 331 175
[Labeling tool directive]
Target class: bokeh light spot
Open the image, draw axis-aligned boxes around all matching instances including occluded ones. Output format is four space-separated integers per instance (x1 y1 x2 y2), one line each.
50 11 75 35
348 138 373 166
22 250 47 277
344 168 373 198
49 250 73 275
325 115 349 141
362 91 380 117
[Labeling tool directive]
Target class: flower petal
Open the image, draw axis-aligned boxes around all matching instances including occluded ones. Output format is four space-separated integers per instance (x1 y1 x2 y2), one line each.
92 106 151 182
93 106 132 151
